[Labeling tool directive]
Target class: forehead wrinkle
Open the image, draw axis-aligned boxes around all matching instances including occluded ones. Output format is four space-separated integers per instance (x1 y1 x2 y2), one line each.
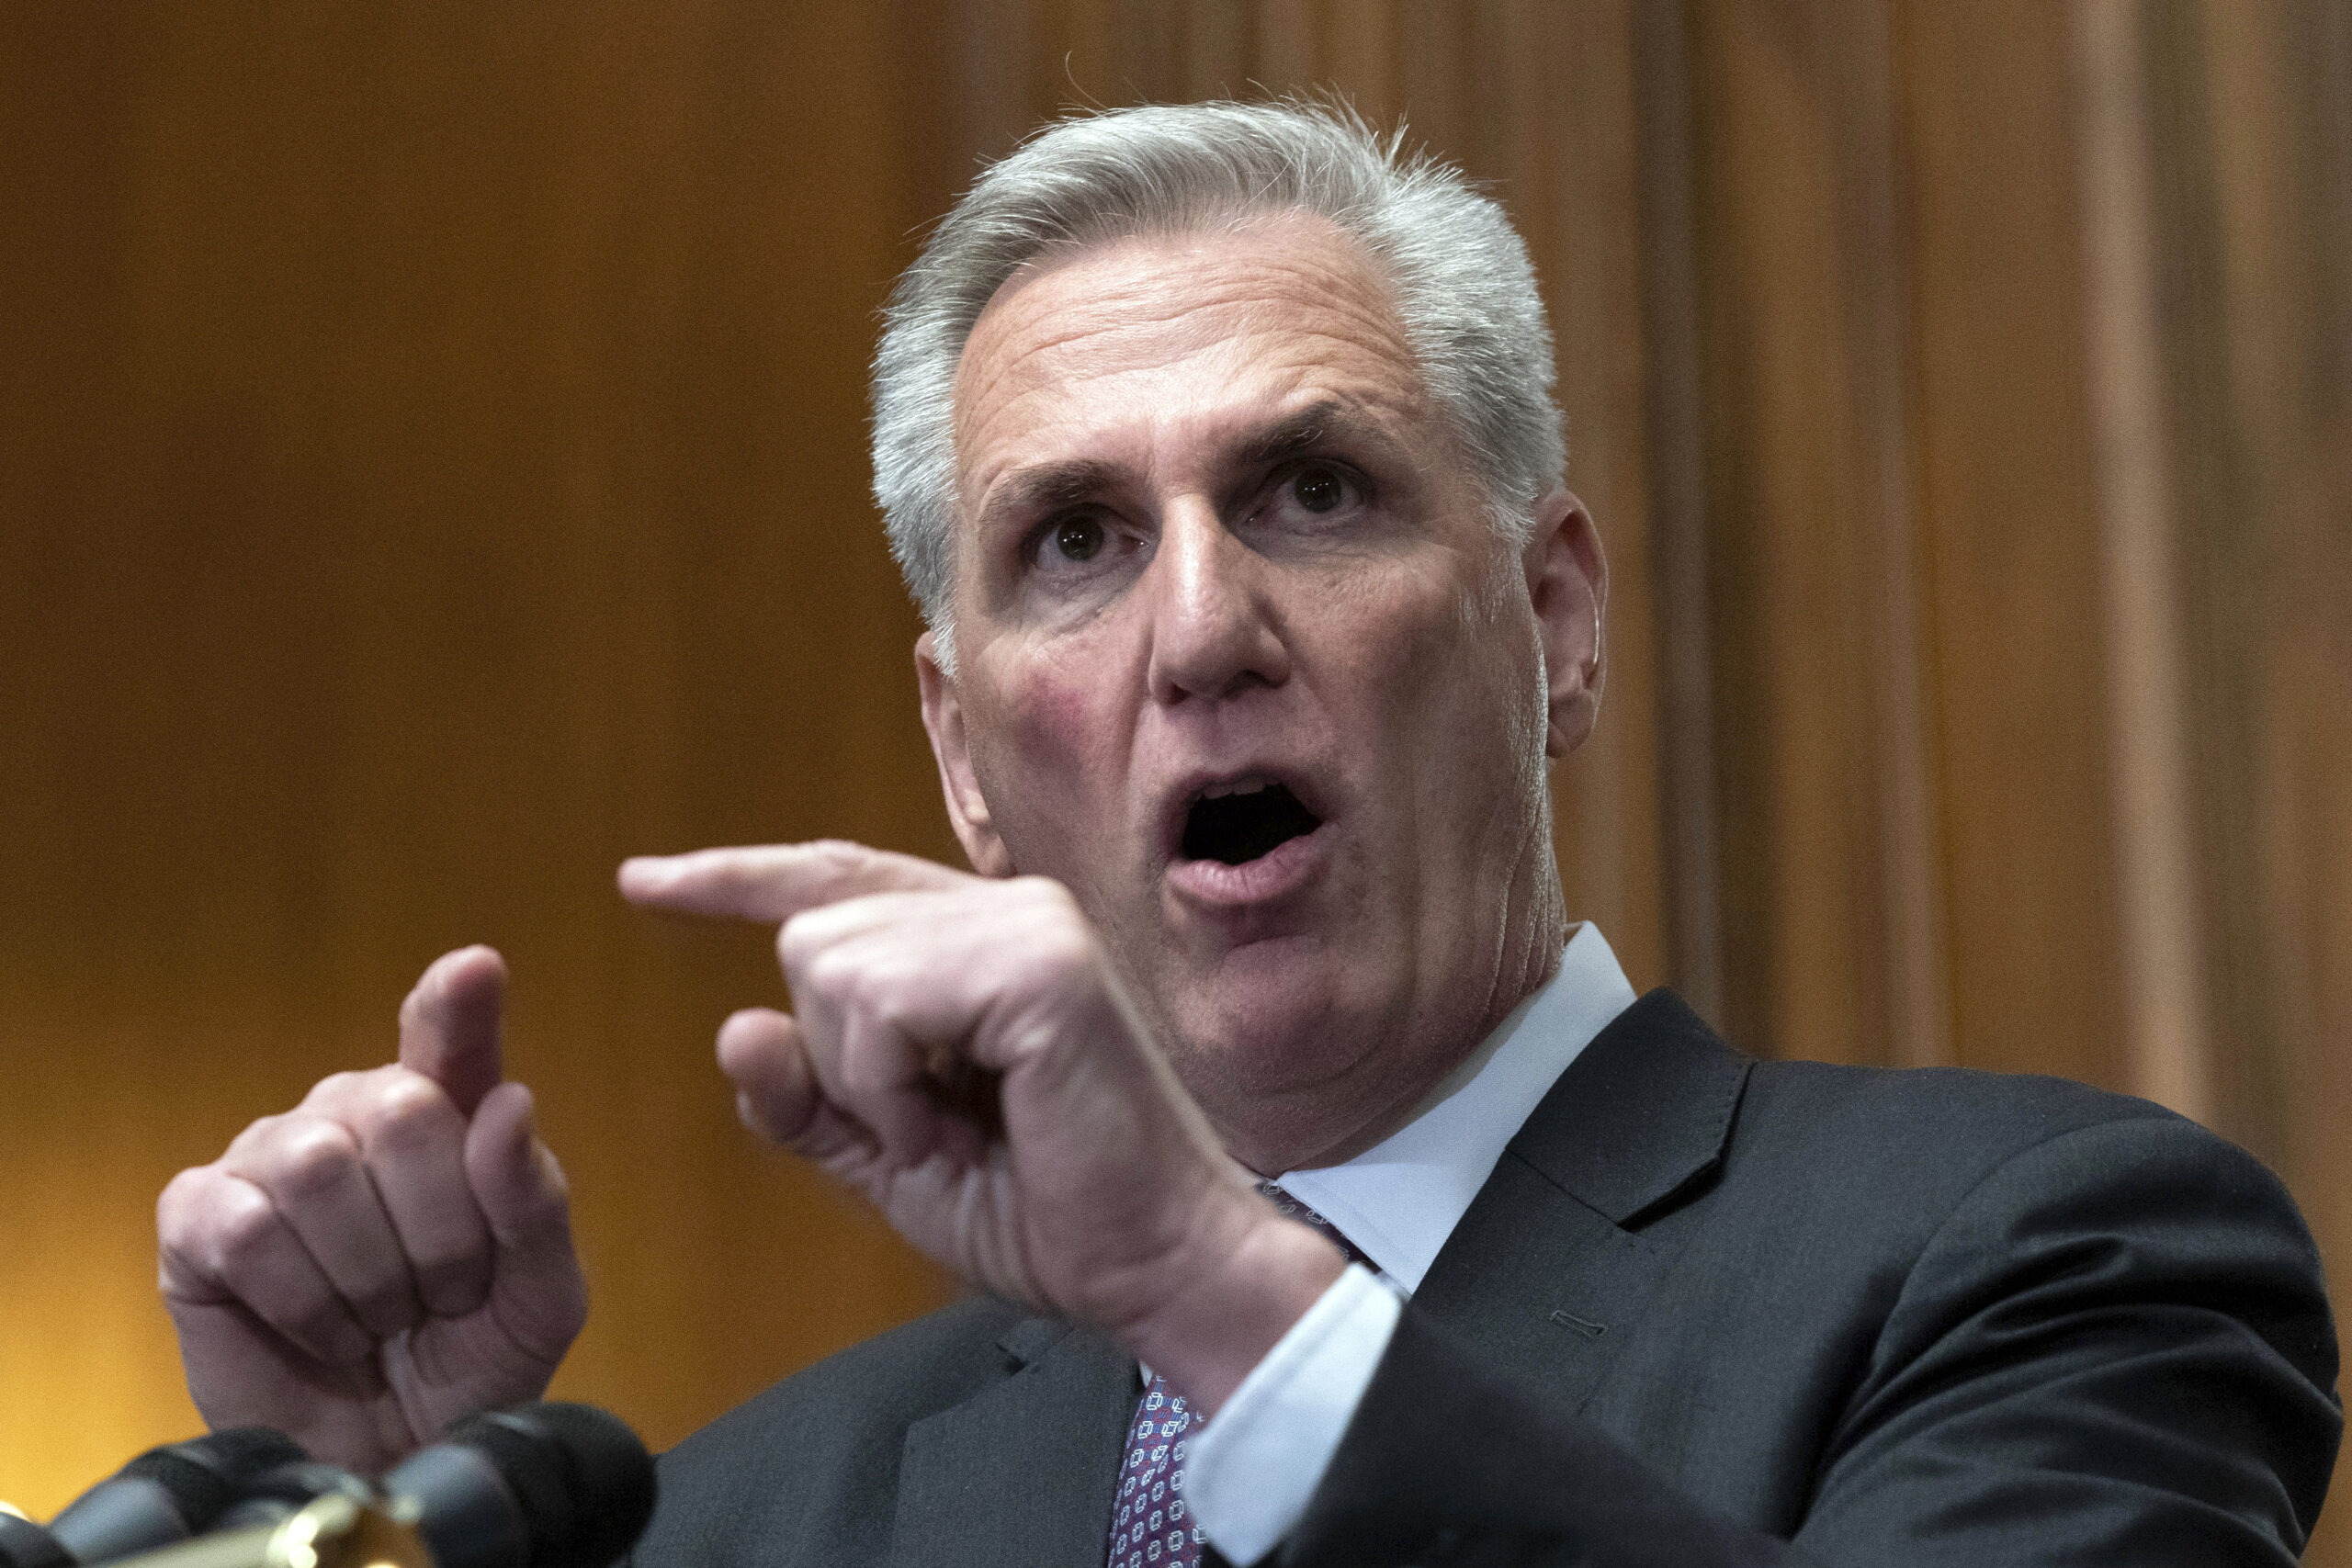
960 227 1415 412
964 317 1429 485
950 219 1441 539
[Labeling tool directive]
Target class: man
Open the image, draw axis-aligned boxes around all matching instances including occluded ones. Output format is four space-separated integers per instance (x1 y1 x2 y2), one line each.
155 102 2337 1566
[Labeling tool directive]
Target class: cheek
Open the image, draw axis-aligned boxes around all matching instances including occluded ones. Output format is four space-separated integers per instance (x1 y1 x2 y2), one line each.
967 645 1136 864
1351 558 1532 709
1340 556 1546 788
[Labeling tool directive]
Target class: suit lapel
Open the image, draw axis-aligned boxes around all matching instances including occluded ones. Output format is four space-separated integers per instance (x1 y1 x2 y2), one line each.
883 996 1743 1564
1413 990 1751 1417
887 1315 1136 1568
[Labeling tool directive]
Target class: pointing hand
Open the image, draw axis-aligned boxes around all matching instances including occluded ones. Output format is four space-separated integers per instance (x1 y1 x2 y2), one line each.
620 843 1343 1415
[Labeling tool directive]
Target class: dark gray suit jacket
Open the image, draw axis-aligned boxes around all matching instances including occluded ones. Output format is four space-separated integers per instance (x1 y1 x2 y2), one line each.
634 992 2341 1566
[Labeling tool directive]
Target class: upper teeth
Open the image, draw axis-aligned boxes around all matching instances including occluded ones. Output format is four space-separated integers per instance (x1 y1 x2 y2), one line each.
1202 777 1273 800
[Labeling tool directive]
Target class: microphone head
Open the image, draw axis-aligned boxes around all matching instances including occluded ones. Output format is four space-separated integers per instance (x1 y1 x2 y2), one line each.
210 1460 375 1532
47 1427 308 1562
115 1428 311 1525
391 1404 654 1568
0 1511 71 1568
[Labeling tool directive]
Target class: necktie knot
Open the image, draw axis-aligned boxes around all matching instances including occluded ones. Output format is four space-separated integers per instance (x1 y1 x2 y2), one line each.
1256 1180 1373 1269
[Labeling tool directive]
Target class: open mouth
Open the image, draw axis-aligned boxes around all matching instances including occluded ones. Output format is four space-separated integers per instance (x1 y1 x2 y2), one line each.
1179 780 1324 866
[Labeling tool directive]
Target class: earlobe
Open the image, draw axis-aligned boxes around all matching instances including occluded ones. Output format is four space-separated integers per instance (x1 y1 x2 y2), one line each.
1523 491 1607 759
916 632 1017 877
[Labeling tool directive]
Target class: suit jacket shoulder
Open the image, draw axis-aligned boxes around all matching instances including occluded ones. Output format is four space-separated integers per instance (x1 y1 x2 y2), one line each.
1296 990 2341 1566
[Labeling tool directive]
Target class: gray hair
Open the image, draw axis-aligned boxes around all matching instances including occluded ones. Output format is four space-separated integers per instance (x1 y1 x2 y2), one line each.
871 97 1566 663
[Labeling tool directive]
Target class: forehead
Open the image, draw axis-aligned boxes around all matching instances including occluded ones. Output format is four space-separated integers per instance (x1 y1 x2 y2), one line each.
949 217 1434 502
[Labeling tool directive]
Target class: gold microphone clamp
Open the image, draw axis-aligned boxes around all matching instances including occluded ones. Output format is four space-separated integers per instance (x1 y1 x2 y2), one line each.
99 1493 434 1568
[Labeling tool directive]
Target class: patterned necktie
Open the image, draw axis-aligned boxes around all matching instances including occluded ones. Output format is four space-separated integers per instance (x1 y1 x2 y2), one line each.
1102 1184 1371 1568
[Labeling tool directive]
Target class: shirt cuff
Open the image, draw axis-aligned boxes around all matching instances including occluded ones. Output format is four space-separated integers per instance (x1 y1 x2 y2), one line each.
1182 1262 1405 1565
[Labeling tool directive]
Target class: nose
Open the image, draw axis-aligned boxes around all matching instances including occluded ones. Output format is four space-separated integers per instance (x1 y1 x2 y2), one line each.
1143 497 1291 705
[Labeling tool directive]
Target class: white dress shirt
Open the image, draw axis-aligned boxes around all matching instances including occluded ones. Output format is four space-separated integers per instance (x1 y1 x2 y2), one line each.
1182 923 1639 1562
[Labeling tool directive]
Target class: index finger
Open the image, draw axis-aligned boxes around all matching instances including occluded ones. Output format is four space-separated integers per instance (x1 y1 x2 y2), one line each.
617 840 974 923
396 945 506 1117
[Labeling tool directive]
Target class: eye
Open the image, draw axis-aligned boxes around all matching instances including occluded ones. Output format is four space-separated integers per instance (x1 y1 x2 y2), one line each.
1052 515 1104 562
1027 510 1121 574
1264 460 1367 527
1289 463 1349 514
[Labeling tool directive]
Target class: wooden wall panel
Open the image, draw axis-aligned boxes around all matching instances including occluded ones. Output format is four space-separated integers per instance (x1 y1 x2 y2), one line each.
5 0 2347 1551
2146 0 2352 1550
1674 0 2350 1544
1683 0 1952 1068
1898 1 2130 1090
0 0 965 1515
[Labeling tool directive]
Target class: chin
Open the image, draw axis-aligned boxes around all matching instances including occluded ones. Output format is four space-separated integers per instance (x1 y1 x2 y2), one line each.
1159 940 1386 1100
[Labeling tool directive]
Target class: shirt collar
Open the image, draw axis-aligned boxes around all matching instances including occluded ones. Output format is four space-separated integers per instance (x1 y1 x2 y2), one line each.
1270 923 1638 1293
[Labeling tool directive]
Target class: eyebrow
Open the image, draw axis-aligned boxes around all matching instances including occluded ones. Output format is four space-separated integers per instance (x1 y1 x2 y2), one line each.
1233 401 1385 468
974 399 1409 533
978 459 1125 533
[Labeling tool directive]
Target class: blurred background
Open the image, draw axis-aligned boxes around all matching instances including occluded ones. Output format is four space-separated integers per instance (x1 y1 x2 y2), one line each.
4 0 2347 1552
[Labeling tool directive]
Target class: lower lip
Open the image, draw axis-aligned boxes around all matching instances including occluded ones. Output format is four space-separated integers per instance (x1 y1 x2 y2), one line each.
1163 822 1329 908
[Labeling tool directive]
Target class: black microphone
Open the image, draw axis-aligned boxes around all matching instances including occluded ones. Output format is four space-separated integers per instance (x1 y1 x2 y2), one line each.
88 1404 654 1568
0 1508 72 1568
381 1404 655 1568
39 1429 306 1565
208 1462 373 1532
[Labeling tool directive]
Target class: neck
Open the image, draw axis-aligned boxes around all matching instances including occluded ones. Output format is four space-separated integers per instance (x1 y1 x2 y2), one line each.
1211 857 1569 1174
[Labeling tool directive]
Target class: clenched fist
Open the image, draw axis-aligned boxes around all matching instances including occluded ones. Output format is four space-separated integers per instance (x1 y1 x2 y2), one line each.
156 947 587 1472
620 842 1344 1416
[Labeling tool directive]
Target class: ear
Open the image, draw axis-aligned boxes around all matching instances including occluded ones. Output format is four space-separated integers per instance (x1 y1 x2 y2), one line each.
1524 490 1607 758
916 631 1017 877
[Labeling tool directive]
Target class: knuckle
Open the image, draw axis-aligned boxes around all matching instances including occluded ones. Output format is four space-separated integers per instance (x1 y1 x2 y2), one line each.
808 839 865 887
1012 873 1076 912
1011 877 1088 942
354 1073 452 1150
208 1186 284 1275
777 913 821 968
223 1111 290 1161
156 1166 225 1246
801 942 859 995
300 1067 389 1118
868 987 920 1036
259 1119 361 1202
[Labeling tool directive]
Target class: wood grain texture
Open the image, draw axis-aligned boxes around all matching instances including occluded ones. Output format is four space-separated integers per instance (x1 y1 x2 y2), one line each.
2074 0 2217 1122
2143 0 2352 1546
1684 0 1955 1069
0 0 966 1514
1897 1 2127 1089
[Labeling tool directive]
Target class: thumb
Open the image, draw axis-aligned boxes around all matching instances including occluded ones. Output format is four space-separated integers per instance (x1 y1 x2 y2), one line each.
465 1081 589 1362
398 945 507 1117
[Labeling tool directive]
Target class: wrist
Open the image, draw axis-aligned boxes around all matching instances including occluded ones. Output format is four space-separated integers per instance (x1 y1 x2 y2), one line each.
1114 1190 1350 1419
